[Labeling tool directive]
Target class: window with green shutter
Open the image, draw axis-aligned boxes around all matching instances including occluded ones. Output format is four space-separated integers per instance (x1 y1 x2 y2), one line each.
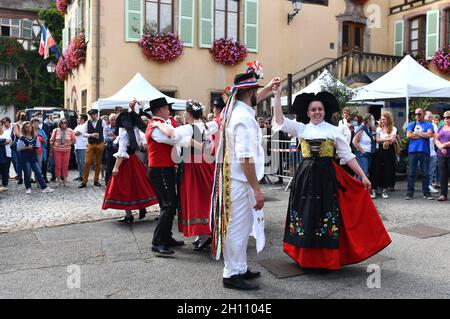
179 0 195 47
214 0 239 41
199 0 213 48
394 20 404 57
84 0 90 42
145 0 174 34
426 10 439 60
244 0 258 53
125 0 143 42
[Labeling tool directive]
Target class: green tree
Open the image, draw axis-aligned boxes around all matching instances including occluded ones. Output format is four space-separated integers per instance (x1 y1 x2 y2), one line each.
0 4 64 109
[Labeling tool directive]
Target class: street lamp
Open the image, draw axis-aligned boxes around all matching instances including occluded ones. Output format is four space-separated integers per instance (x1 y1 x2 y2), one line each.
47 61 56 73
288 0 302 25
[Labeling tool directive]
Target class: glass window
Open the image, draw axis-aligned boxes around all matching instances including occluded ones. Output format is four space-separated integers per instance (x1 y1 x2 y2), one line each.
22 20 33 39
446 10 450 47
409 16 426 55
145 0 173 34
215 0 239 40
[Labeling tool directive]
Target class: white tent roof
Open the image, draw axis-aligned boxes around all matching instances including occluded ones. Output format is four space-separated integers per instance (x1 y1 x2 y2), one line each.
93 73 186 110
277 70 352 106
351 55 450 101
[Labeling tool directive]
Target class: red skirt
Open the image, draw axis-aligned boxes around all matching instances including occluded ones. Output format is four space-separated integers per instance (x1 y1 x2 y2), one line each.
179 161 215 237
102 154 158 210
283 162 391 269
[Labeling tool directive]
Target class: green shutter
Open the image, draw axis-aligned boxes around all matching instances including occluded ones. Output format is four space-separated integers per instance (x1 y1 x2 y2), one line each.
179 0 195 47
77 1 83 35
125 0 143 42
426 10 439 60
84 0 90 42
245 0 259 53
62 27 67 51
393 20 404 57
199 0 213 48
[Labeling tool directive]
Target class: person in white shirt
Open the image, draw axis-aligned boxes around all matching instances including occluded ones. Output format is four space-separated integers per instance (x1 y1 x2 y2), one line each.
211 70 281 291
78 109 107 188
73 114 88 181
425 111 439 193
338 107 352 145
272 87 391 271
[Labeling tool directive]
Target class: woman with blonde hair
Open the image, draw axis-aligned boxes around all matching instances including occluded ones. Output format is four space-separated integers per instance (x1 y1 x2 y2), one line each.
374 111 398 199
435 110 450 201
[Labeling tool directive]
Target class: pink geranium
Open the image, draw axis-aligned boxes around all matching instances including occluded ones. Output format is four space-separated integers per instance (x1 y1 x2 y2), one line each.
210 38 247 66
56 0 69 14
138 33 183 63
431 46 450 74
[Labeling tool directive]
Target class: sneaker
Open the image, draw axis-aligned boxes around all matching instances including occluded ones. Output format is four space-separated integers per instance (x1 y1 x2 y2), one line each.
428 185 439 193
371 191 377 199
382 192 389 199
405 193 413 200
41 187 55 193
26 188 32 194
423 193 434 200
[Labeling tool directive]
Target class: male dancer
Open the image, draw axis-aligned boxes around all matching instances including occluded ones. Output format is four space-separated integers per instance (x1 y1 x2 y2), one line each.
145 97 184 255
212 67 281 290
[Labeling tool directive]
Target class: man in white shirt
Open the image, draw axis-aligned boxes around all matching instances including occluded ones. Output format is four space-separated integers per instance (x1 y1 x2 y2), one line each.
73 114 88 181
219 72 281 290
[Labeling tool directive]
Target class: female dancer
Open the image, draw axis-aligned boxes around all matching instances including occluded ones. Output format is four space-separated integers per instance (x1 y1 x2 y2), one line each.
272 85 391 270
102 101 158 222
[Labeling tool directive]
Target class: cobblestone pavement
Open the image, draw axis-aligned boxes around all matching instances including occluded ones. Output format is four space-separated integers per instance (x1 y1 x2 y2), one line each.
0 170 159 233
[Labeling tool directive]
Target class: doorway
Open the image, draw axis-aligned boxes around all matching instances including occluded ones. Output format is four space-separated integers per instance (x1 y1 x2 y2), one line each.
342 21 365 53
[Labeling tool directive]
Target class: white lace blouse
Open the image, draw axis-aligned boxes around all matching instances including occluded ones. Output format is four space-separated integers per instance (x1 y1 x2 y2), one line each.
272 117 355 165
113 127 146 159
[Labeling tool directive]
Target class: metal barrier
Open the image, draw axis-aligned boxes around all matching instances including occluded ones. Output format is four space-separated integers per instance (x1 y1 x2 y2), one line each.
262 135 301 191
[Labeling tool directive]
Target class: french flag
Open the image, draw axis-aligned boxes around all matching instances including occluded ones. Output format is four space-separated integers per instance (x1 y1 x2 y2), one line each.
39 24 60 59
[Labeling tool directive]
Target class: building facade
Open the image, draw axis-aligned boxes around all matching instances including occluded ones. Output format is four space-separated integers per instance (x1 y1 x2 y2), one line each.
0 0 53 119
61 0 450 115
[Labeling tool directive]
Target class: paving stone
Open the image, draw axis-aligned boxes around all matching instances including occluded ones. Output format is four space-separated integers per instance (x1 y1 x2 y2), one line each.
390 224 450 239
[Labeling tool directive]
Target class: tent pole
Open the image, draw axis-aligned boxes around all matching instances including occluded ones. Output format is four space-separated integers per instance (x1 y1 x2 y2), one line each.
406 97 409 121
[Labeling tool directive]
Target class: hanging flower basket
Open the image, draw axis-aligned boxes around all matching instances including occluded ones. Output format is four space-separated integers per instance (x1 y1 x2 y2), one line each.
210 38 247 66
56 0 69 14
431 46 450 74
138 33 184 64
56 32 86 81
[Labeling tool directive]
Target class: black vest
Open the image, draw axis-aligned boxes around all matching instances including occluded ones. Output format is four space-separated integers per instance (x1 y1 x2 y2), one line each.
87 120 104 144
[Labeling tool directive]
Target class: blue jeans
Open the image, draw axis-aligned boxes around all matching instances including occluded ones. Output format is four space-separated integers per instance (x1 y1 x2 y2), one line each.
22 160 47 190
429 155 437 185
355 151 373 181
407 152 430 195
0 158 10 187
75 149 86 178
11 149 23 180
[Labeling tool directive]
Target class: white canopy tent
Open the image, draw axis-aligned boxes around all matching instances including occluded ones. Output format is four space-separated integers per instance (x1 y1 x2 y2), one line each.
275 69 353 107
93 73 186 111
351 55 450 116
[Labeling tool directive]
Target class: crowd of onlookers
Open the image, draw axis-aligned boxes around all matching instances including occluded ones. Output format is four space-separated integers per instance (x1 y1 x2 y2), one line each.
338 107 450 201
1 106 449 202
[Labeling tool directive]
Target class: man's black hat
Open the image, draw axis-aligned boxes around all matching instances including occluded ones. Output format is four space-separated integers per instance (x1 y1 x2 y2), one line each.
292 91 340 124
213 96 225 109
144 97 174 113
88 109 99 115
